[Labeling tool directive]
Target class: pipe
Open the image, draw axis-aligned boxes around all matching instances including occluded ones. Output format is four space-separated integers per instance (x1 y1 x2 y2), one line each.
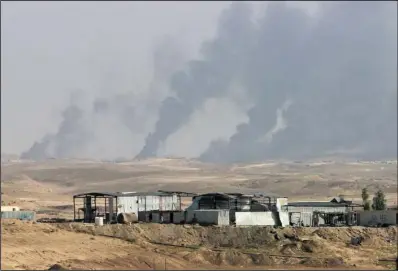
73 197 76 221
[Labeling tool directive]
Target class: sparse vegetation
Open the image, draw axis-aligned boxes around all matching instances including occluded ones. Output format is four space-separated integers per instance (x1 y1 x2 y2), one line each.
361 188 371 211
372 189 387 210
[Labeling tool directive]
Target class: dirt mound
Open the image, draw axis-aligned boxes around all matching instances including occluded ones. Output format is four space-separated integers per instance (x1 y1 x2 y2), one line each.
310 226 398 246
1 220 58 235
182 250 209 264
3 221 397 270
188 249 276 266
59 223 282 249
56 223 398 268
48 264 68 270
300 257 345 268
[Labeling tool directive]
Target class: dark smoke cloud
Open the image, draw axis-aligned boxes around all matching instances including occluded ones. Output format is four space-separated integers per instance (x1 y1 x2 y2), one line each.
199 1 396 162
21 36 187 160
201 2 313 162
136 2 255 158
21 90 91 160
138 1 396 162
22 1 397 162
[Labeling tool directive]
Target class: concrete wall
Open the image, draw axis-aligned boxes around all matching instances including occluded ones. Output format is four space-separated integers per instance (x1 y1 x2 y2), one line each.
235 212 276 226
276 198 288 212
137 211 149 222
357 210 397 226
279 212 290 227
162 212 171 223
193 209 230 226
152 213 161 223
172 211 185 224
185 209 195 223
1 206 20 212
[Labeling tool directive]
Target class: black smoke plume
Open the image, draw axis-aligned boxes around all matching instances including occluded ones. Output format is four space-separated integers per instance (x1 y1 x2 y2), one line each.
135 2 255 158
22 2 397 162
200 1 396 162
21 36 186 160
21 91 90 160
137 1 396 162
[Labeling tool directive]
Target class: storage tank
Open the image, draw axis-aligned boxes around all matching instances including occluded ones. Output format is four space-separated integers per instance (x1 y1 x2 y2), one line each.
95 217 104 226
117 212 138 224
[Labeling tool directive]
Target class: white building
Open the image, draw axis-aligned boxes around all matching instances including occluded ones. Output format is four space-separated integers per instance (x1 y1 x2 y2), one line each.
73 191 182 223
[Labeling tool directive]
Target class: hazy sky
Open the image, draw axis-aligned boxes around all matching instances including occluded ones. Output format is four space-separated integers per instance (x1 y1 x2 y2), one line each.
3 1 394 162
1 1 231 154
1 1 318 157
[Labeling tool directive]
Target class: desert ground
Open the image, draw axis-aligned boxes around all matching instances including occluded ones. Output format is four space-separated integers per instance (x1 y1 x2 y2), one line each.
1 158 397 270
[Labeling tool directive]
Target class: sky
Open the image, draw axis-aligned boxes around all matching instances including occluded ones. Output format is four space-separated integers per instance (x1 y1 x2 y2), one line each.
2 1 396 162
1 1 231 154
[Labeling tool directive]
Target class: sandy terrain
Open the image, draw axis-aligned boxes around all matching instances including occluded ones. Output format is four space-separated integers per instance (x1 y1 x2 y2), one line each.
2 220 397 270
1 158 397 270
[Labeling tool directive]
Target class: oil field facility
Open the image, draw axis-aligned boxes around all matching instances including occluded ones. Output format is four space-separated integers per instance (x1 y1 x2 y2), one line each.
71 190 397 227
73 190 196 224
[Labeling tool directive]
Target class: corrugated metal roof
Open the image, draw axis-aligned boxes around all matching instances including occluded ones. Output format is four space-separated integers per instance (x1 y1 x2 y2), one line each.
196 192 282 200
73 191 178 198
157 190 197 197
73 192 118 198
197 192 237 199
287 201 350 207
118 191 177 197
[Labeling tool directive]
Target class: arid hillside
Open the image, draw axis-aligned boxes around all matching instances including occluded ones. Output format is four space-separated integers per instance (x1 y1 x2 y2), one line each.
1 158 397 270
1 158 397 207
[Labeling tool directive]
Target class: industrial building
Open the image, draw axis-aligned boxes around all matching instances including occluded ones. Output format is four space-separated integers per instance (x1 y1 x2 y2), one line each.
183 192 289 226
283 196 362 226
72 191 396 228
73 191 290 226
73 191 194 224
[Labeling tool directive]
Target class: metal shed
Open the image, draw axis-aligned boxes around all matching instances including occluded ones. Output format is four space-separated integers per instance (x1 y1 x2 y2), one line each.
73 191 183 224
189 192 280 212
284 199 361 226
185 192 285 224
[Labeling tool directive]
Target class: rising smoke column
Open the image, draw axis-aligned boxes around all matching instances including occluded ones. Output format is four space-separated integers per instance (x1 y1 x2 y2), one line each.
200 1 397 162
22 1 396 162
200 2 313 162
21 91 91 160
21 35 188 160
274 1 397 160
119 35 188 135
135 2 255 159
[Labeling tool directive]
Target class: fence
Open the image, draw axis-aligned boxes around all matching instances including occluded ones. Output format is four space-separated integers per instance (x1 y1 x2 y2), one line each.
1 211 36 221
